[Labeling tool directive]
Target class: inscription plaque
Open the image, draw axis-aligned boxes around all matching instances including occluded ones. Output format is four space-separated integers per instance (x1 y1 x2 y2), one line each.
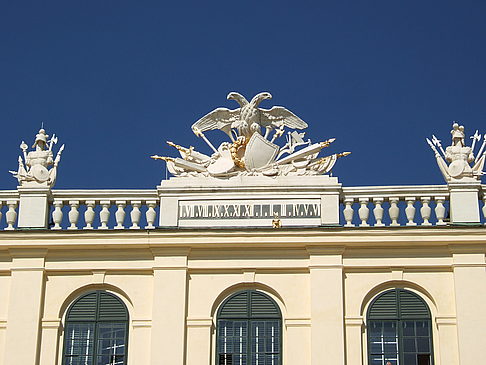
177 199 322 227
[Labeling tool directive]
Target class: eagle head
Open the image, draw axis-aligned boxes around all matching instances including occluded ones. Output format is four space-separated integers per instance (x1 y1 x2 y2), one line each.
227 92 249 107
250 92 273 107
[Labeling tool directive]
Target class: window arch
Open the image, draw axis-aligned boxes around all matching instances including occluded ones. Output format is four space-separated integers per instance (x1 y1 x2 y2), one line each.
367 288 433 365
217 290 282 365
62 290 129 365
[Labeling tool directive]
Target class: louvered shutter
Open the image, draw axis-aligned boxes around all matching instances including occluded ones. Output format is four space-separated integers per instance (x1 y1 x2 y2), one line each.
219 291 249 318
218 290 281 319
398 290 430 319
368 289 430 320
67 291 128 321
98 292 128 321
250 291 280 318
66 291 98 321
368 290 398 319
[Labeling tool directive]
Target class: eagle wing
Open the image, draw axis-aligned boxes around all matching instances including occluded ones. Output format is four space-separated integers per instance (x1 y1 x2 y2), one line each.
259 106 308 130
191 107 240 134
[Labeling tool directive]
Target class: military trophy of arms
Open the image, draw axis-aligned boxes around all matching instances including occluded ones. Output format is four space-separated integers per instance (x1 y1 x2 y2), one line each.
10 127 65 187
426 122 486 182
151 92 350 178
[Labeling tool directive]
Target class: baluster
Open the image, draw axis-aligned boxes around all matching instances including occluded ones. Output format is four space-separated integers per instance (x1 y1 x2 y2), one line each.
99 201 111 230
52 200 64 230
388 197 400 226
5 200 18 230
434 197 447 225
358 198 370 227
482 196 486 225
145 201 157 229
420 197 432 226
372 198 385 227
115 201 126 229
130 201 141 229
405 197 417 226
68 201 80 230
343 198 355 227
84 200 96 230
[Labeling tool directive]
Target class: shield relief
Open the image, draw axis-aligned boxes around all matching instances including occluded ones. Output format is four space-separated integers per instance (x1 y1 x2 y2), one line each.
244 133 279 170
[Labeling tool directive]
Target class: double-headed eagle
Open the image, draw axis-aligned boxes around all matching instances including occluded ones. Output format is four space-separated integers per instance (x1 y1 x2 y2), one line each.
191 92 308 141
152 91 350 178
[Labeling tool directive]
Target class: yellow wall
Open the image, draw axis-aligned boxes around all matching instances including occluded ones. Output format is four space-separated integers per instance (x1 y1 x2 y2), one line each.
0 227 485 364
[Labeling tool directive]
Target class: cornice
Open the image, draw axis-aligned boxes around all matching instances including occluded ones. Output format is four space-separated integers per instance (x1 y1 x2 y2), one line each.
0 226 484 251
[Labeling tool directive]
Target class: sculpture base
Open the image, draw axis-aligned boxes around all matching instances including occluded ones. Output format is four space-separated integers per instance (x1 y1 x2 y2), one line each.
157 175 342 228
448 181 481 224
17 186 51 229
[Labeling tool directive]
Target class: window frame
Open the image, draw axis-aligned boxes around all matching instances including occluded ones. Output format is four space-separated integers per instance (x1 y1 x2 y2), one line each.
366 288 434 365
216 289 282 365
62 290 129 365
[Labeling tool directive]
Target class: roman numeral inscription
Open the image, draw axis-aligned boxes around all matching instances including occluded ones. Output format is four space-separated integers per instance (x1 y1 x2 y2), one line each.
179 200 321 220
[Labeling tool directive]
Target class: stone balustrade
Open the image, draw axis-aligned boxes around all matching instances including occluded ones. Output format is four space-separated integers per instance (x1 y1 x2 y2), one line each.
0 190 20 230
340 185 452 227
0 185 484 230
49 190 159 230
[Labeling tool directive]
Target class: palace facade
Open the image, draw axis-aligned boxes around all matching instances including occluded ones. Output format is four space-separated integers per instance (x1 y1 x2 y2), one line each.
1 104 485 365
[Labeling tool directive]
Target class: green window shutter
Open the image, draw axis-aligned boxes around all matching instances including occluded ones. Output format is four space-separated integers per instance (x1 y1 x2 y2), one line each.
398 289 430 319
250 291 280 318
66 292 98 321
98 292 128 321
218 290 281 319
63 291 129 365
368 290 398 320
368 289 431 320
217 290 282 365
219 291 249 318
66 291 128 321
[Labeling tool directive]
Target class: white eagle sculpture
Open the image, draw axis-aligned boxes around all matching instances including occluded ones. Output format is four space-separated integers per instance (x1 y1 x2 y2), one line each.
152 92 350 178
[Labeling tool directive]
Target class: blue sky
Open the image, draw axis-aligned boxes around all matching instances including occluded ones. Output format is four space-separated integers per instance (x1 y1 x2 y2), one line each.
1 1 485 189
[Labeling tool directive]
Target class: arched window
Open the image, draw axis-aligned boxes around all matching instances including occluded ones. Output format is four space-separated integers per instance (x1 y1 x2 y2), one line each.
367 288 433 365
63 291 129 365
217 290 281 365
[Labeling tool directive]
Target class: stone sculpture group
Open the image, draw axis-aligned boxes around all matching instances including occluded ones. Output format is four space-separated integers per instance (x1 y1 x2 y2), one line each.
426 123 486 182
151 92 350 178
10 128 64 187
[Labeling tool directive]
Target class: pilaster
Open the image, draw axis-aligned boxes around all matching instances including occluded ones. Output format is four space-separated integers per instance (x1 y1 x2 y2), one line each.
130 319 152 365
285 318 311 364
3 249 46 365
38 319 61 365
150 247 189 365
186 318 213 365
345 316 363 365
435 316 459 364
308 247 345 365
451 251 486 363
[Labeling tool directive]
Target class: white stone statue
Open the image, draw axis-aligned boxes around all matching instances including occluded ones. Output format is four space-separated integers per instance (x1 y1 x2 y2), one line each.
10 128 65 187
426 122 485 182
152 92 350 178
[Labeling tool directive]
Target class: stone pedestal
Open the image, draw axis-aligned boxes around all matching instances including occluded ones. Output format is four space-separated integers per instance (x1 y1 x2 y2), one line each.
448 181 481 224
17 186 51 229
157 175 342 228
